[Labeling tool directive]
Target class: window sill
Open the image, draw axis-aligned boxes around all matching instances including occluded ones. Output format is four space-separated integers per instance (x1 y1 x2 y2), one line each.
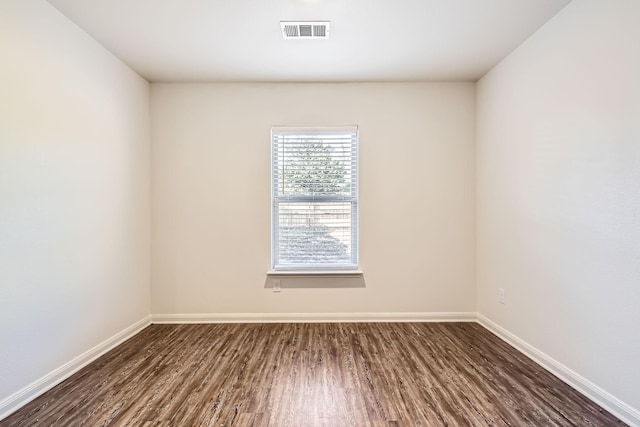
267 269 363 278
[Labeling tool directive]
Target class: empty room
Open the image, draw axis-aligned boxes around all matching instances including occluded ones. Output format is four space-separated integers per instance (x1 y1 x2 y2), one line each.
1 0 638 425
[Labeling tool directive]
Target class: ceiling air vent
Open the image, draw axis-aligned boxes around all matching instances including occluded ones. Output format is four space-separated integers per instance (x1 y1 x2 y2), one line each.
280 21 330 39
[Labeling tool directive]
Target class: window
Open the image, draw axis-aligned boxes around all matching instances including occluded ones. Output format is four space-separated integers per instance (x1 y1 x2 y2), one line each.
271 126 358 272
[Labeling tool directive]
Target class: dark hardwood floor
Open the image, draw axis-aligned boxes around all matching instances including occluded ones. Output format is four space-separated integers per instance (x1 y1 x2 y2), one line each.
1 322 624 426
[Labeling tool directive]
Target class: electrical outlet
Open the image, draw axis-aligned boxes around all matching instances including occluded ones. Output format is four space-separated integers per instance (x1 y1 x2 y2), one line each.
273 280 281 293
498 288 505 304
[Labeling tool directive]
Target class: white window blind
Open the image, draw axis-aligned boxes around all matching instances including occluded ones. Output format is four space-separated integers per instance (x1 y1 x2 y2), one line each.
271 126 358 271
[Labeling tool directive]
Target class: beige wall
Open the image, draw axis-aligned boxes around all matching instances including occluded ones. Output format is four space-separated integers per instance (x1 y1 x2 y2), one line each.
151 83 476 316
0 0 150 403
477 0 640 413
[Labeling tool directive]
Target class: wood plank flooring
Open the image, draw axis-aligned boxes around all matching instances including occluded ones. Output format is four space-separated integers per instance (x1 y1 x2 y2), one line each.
1 323 624 426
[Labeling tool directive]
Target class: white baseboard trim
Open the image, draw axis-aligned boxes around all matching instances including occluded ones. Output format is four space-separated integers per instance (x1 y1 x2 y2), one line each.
152 311 477 324
0 315 152 421
477 314 640 427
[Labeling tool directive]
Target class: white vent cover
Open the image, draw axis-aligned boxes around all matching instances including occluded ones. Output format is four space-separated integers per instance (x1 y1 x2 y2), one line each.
280 21 330 39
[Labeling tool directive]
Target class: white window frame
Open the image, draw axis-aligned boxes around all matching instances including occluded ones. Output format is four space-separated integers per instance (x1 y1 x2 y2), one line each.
269 126 360 275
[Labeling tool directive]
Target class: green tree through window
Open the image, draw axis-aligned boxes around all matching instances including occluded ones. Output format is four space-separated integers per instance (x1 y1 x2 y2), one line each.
282 139 348 196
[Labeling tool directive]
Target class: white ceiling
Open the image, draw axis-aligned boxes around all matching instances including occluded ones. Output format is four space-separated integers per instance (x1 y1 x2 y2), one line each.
46 0 572 83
